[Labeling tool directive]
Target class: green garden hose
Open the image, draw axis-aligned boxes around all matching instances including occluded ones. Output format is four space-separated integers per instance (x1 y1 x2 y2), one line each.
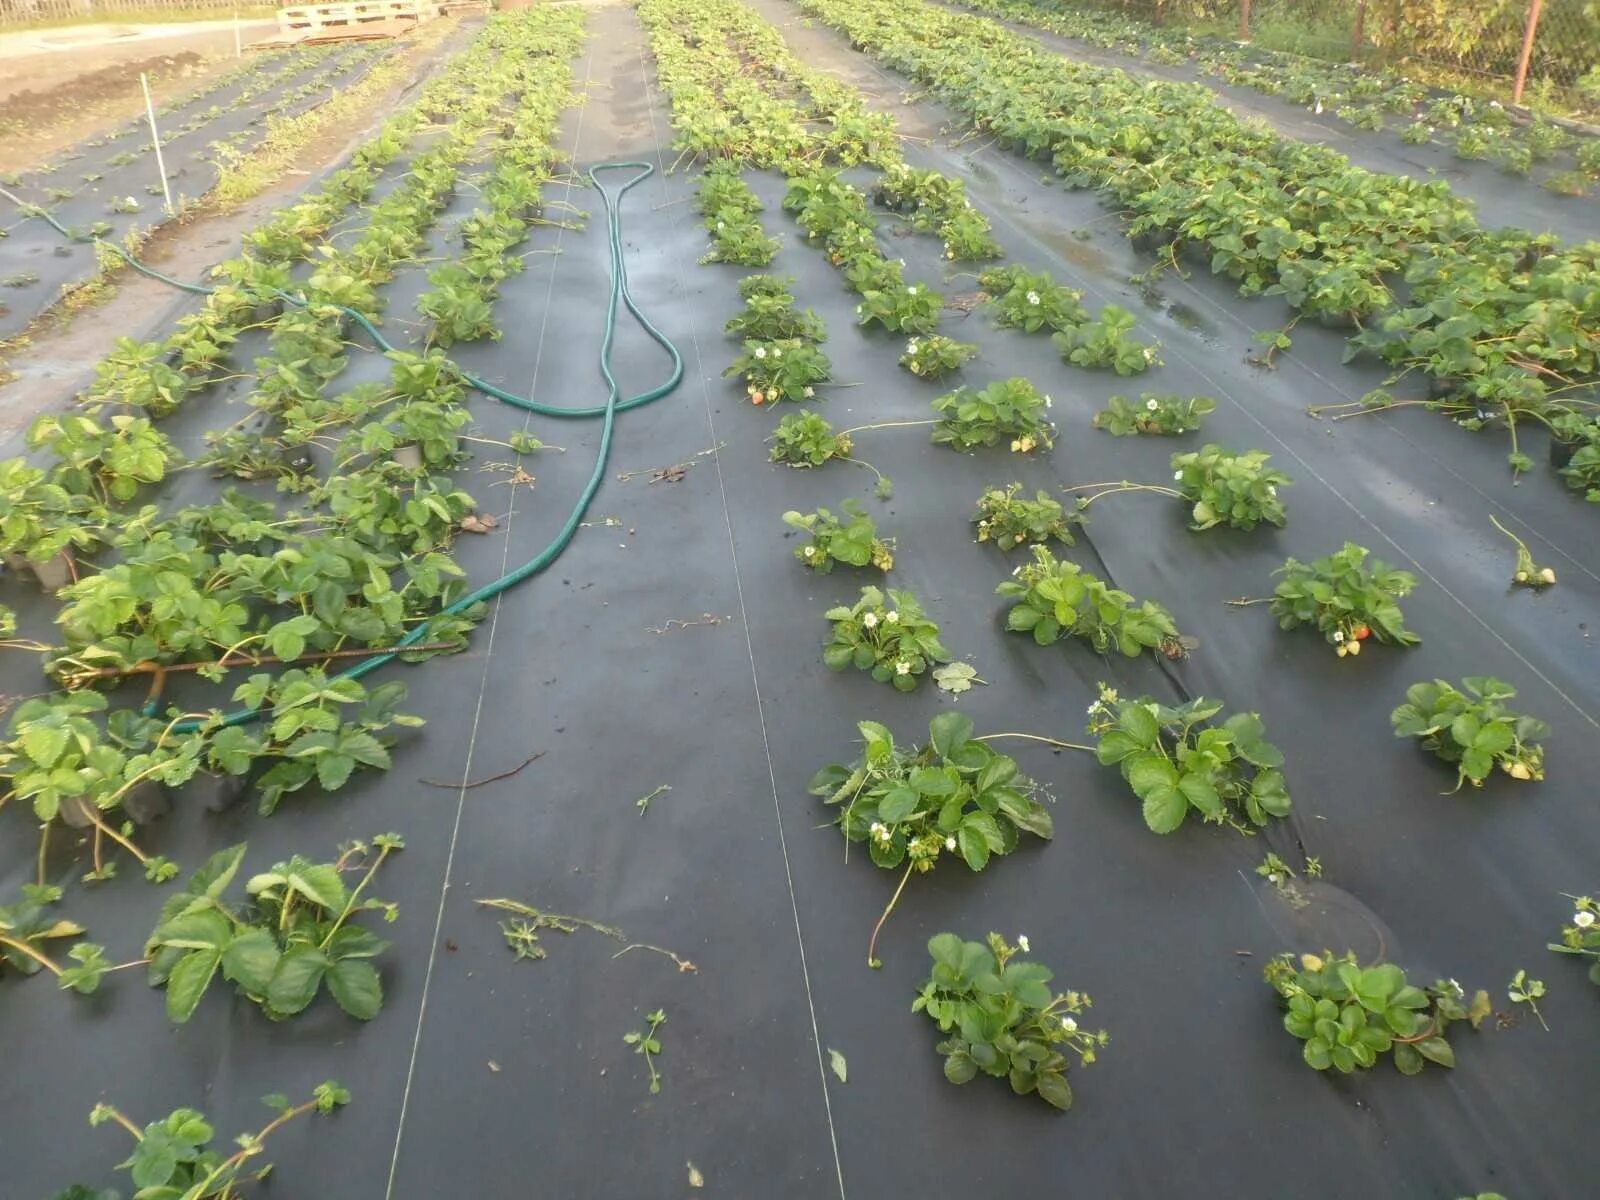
0 161 684 731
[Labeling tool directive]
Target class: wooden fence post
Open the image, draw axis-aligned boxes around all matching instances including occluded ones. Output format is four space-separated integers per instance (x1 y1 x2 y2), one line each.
1238 0 1251 41
1512 0 1545 104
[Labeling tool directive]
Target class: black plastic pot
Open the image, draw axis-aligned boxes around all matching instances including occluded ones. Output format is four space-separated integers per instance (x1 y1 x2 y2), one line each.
1128 229 1171 255
393 443 425 471
1428 374 1462 401
57 795 99 829
1550 436 1578 469
31 549 74 592
121 779 170 825
192 769 250 813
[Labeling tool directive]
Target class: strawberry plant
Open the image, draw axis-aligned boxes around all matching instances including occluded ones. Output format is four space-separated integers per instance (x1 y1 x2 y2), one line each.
997 546 1181 659
856 281 942 335
1172 445 1290 530
0 884 92 987
703 213 781 266
770 411 852 467
1052 305 1160 374
871 164 1000 260
0 459 107 567
979 265 1087 333
0 691 175 859
698 164 779 265
1548 895 1600 987
932 377 1054 452
725 275 826 342
1264 952 1480 1075
822 586 950 690
417 263 498 346
29 413 180 505
55 1080 350 1199
725 338 830 405
900 334 976 380
1268 543 1420 655
973 482 1079 550
228 671 423 814
83 336 195 417
142 835 402 1022
809 714 1051 963
1086 686 1291 833
1093 392 1214 436
783 500 894 572
914 931 1106 1110
1390 677 1548 789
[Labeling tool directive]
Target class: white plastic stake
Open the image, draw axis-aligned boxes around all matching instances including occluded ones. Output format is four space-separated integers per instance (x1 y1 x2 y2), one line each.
140 72 174 217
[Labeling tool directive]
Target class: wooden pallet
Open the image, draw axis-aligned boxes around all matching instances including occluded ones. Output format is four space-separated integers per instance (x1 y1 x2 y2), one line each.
275 0 439 35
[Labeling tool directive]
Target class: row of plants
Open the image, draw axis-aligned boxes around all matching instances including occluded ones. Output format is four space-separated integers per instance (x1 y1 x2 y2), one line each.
1 12 585 887
952 0 1600 192
5 10 596 1194
639 0 999 350
799 0 1600 488
416 19 582 346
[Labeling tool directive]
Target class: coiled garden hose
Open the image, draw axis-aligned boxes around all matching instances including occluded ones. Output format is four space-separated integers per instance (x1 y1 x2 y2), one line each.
0 161 685 731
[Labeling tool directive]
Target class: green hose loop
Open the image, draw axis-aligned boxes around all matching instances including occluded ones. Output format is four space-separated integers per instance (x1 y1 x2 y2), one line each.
0 163 684 732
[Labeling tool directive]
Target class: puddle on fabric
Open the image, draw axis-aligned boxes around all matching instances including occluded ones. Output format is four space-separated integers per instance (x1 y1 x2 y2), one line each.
1011 213 1117 280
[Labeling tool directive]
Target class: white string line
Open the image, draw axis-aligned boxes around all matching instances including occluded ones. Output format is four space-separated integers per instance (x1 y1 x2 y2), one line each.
633 26 849 1200
382 37 597 1200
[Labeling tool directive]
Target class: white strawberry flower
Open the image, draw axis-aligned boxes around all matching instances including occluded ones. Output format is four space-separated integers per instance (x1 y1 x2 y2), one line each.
1044 395 1053 408
862 612 879 629
1173 470 1183 480
1333 630 1345 642
1267 485 1277 496
944 835 957 851
1576 910 1596 928
1026 290 1041 305
1061 1016 1077 1032
885 610 899 624
772 346 782 359
803 386 815 398
754 346 766 359
907 285 920 296
803 546 816 558
895 660 911 675
1146 397 1160 411
1017 935 1030 952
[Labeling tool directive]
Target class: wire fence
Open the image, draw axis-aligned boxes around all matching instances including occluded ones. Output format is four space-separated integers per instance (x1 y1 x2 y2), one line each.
0 0 273 29
1093 0 1599 100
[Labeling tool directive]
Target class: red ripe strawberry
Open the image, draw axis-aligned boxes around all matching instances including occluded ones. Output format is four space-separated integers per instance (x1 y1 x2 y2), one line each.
1353 625 1371 640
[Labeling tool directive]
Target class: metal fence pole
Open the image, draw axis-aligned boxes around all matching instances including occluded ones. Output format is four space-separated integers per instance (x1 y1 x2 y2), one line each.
1511 0 1545 103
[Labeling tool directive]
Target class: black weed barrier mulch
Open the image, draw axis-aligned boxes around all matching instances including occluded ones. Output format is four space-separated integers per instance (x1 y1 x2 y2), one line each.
2 3 1597 1198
